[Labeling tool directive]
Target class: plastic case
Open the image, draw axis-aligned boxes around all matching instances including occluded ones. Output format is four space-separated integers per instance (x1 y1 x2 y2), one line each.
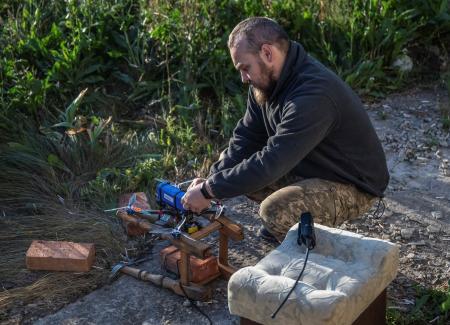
155 181 186 213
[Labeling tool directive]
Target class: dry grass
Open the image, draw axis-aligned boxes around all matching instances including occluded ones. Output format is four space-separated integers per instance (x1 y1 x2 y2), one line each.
0 202 126 316
0 130 132 320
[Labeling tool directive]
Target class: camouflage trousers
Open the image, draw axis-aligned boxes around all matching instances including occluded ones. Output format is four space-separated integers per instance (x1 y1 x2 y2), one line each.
247 175 377 242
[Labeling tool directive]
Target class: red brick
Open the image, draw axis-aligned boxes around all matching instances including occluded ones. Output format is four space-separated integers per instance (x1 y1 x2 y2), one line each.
160 245 220 284
119 192 151 236
26 240 95 272
118 192 150 210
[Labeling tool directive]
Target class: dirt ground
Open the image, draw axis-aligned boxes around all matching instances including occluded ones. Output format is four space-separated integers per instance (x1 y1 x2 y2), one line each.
2 86 450 324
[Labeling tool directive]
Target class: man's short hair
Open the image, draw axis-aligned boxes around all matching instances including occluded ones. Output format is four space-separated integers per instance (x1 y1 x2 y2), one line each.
228 17 290 54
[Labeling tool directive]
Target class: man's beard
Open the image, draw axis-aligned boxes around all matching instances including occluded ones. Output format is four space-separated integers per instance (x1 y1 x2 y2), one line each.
252 60 277 106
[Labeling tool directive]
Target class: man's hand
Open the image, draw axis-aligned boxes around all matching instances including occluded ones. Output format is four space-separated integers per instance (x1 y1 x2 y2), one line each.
187 177 205 191
182 182 211 214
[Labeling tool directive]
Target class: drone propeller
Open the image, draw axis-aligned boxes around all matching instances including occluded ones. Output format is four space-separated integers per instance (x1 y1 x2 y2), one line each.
128 193 137 208
104 205 129 212
148 228 173 235
104 193 139 213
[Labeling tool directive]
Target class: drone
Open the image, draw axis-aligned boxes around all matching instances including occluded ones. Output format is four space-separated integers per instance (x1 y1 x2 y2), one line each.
105 180 224 239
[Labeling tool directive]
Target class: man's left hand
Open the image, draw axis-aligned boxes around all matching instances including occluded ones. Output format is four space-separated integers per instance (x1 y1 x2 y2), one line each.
182 182 211 214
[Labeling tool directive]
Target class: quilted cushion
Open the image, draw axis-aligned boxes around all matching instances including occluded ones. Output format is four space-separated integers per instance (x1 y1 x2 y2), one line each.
228 224 399 325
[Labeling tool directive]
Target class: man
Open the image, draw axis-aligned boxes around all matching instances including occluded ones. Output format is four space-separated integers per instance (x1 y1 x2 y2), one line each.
182 17 389 242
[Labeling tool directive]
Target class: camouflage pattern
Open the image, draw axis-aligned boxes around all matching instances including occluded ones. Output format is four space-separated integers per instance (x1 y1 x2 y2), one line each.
248 177 377 241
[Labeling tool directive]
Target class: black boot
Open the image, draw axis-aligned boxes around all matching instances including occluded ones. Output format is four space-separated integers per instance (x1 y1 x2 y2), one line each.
257 226 279 244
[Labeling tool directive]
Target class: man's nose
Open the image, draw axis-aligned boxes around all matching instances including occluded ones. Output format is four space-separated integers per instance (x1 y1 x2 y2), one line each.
240 71 251 84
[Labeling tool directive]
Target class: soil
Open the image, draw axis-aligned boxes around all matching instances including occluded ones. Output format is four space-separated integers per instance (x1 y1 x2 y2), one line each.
2 85 449 324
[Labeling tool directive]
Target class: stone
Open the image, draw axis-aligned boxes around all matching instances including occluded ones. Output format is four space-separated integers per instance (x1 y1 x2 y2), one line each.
406 253 415 260
408 240 426 246
401 228 415 239
427 225 441 234
431 211 443 220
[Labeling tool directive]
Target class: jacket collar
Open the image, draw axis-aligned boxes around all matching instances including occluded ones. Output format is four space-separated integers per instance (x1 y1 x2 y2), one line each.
268 41 306 102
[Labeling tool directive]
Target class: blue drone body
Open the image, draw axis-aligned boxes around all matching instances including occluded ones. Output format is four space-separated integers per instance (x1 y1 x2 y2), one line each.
155 180 186 214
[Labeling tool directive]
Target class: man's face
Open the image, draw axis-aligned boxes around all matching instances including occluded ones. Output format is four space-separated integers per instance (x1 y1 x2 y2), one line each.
230 44 277 106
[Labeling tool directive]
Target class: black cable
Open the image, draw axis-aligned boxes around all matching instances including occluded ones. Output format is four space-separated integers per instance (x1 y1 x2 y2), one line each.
176 260 213 325
271 247 311 319
372 198 386 219
379 199 386 217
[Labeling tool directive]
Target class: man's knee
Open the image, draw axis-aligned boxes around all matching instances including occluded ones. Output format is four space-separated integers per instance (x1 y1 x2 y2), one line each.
260 180 337 228
259 187 292 220
259 187 301 237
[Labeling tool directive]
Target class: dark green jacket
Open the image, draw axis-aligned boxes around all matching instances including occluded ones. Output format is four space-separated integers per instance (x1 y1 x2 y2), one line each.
208 41 389 198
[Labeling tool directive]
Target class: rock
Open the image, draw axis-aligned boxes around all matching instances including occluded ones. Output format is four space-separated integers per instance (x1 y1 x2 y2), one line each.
427 225 441 234
196 301 206 307
431 211 443 220
182 299 191 307
408 240 426 246
26 303 39 309
406 253 415 260
401 228 415 239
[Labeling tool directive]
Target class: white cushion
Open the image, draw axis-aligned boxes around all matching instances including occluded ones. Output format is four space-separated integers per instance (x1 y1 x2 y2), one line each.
228 224 399 325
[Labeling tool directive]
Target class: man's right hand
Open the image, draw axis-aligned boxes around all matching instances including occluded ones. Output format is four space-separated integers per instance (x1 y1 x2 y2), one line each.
187 178 205 191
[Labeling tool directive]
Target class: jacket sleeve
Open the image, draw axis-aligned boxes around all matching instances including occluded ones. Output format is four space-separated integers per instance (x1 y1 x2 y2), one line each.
208 95 338 198
209 90 267 175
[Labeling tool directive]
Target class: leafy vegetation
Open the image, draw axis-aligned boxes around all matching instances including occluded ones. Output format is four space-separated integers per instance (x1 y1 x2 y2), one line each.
0 0 449 322
387 282 450 324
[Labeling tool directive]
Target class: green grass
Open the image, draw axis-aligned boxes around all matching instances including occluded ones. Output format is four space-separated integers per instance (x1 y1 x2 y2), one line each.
387 283 450 325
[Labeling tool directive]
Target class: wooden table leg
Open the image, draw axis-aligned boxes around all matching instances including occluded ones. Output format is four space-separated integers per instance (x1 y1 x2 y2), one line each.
218 229 235 279
219 229 228 265
179 251 190 285
240 317 262 325
353 289 387 325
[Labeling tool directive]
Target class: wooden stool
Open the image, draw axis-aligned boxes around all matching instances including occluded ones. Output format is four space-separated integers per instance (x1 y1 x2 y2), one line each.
228 224 398 324
117 208 244 301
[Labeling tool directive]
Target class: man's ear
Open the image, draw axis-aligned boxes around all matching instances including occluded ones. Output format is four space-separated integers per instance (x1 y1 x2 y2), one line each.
260 44 273 64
